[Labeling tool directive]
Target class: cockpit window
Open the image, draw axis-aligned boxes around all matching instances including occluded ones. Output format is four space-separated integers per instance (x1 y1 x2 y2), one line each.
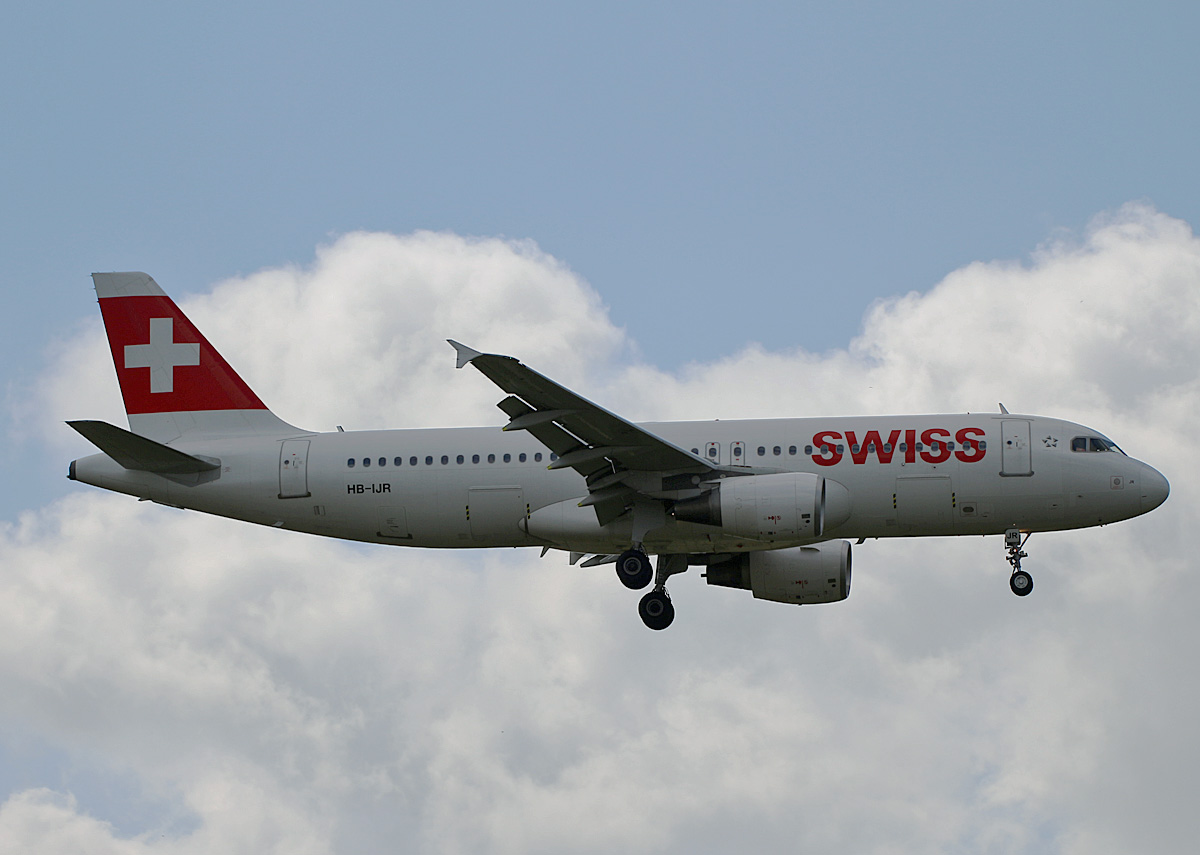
1072 436 1125 454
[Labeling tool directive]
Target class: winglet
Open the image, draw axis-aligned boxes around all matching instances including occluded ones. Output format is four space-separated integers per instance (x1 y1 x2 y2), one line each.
447 340 483 370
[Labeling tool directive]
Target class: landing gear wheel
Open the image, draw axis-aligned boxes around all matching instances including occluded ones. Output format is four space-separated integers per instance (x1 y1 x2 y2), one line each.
615 549 653 590
1010 570 1034 597
638 589 675 630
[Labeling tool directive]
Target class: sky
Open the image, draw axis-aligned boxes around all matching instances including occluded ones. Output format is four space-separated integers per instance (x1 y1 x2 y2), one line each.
2 2 1199 853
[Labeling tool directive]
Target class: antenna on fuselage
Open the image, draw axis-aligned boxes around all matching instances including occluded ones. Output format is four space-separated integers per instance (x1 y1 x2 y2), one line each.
998 403 1010 414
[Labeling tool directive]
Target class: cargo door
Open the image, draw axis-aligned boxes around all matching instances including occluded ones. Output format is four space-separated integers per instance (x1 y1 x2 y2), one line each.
378 506 412 540
895 476 954 534
468 487 525 543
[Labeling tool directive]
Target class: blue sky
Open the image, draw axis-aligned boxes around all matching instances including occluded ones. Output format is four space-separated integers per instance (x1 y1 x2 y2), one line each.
5 1 1198 360
2 4 1199 852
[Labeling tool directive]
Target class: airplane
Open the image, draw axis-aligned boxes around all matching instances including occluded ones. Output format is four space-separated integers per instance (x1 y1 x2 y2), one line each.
67 272 1170 630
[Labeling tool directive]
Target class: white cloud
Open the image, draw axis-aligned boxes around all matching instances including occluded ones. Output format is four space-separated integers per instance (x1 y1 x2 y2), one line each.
2 204 1198 853
193 230 626 432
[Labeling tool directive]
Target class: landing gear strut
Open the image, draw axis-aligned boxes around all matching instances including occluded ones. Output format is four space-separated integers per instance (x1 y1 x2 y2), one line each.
637 554 689 630
1005 528 1033 597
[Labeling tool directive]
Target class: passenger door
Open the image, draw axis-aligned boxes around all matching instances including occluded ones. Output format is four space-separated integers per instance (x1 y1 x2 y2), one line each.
279 440 310 499
1000 420 1033 476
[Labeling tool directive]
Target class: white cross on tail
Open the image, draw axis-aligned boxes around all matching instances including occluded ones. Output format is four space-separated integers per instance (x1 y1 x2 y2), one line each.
124 317 200 393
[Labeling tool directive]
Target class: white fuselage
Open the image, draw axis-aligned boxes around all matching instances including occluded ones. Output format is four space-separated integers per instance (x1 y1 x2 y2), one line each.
71 412 1168 555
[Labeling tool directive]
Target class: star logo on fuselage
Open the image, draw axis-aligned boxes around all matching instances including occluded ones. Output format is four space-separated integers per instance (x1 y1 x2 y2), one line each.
1043 436 1058 447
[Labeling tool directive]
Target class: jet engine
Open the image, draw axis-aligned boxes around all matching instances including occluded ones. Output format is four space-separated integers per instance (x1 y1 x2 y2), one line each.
672 472 851 542
703 540 852 605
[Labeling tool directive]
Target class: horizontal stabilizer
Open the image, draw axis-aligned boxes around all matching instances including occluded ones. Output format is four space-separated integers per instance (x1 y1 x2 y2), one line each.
67 420 220 474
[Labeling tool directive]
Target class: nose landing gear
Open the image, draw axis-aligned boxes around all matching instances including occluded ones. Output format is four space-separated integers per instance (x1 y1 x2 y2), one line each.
1005 528 1033 597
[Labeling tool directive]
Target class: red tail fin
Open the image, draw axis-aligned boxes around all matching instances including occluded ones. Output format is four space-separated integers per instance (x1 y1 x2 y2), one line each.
92 272 296 440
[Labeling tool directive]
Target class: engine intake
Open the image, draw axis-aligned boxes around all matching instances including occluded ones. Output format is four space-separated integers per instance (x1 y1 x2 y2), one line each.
673 472 833 542
704 540 852 605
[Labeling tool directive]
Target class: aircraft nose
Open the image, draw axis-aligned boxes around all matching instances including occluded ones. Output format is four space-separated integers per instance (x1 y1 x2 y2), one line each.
1140 465 1170 513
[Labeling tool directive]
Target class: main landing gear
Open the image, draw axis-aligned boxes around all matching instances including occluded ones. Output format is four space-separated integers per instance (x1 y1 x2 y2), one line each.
639 588 674 631
1005 528 1033 597
616 549 688 630
615 548 653 590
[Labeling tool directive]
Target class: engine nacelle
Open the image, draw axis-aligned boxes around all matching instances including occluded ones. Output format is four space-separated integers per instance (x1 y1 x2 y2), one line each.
674 472 850 542
704 540 852 605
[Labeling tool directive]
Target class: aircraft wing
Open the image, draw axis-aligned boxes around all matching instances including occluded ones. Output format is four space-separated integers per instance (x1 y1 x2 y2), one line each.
449 341 716 524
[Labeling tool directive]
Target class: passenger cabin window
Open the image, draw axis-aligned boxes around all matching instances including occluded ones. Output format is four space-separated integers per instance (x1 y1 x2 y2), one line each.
425 456 433 466
488 454 495 463
441 455 449 465
519 453 527 462
394 457 402 466
773 446 781 456
347 458 355 468
534 452 543 462
410 456 418 466
472 454 480 464
788 445 797 455
363 458 371 467
378 457 386 467
757 446 766 456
